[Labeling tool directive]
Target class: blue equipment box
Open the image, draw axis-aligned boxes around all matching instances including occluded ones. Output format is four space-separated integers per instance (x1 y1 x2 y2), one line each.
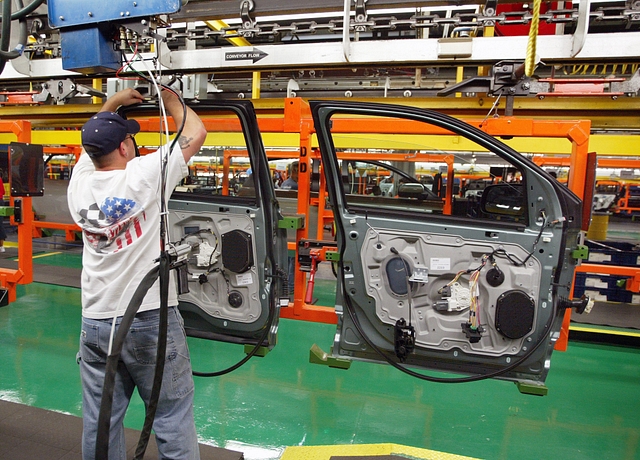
48 0 181 28
60 26 121 74
48 0 181 73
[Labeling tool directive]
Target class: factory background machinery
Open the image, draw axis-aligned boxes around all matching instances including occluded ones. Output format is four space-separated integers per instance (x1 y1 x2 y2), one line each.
0 1 639 459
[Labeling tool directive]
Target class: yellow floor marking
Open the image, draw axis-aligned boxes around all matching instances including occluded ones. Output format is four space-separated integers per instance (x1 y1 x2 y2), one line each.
280 443 478 460
570 325 640 338
14 251 63 262
33 252 63 259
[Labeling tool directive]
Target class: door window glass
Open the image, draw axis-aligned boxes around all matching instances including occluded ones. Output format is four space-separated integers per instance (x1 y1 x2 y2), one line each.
327 113 526 223
170 110 256 199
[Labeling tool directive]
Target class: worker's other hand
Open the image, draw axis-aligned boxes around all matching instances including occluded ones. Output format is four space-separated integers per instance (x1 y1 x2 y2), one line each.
101 88 145 112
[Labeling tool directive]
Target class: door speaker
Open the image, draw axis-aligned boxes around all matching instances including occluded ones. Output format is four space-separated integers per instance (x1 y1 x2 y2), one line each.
221 230 254 273
495 290 535 339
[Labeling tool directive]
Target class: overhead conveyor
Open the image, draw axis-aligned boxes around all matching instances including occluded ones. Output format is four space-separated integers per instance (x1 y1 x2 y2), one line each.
0 0 639 88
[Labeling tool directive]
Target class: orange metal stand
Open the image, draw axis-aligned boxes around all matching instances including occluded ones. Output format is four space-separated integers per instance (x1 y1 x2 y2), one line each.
575 264 640 294
0 121 33 303
122 100 593 339
32 221 81 242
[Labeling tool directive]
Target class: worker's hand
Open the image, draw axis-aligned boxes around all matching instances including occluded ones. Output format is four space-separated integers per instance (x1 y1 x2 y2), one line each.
100 88 145 112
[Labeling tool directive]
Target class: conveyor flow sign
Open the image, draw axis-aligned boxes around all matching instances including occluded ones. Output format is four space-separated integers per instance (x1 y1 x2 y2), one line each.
225 48 268 63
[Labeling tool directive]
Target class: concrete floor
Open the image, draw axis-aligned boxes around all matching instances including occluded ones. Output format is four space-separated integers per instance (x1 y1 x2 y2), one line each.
0 258 640 459
0 189 639 459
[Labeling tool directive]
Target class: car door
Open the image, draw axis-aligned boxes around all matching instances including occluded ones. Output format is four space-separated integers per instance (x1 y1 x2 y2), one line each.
311 100 583 392
164 100 288 350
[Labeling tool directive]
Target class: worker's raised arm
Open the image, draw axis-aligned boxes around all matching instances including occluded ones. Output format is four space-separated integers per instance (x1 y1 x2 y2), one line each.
161 89 207 162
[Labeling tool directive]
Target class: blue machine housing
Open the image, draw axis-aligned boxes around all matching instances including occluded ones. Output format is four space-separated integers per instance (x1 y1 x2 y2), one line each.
48 0 181 73
59 26 122 74
48 0 181 28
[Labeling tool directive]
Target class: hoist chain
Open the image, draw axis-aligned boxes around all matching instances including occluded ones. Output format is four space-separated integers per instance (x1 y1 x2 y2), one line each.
170 5 640 41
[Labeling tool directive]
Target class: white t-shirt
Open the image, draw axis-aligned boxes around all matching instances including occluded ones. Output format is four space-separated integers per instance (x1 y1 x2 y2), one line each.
67 145 188 319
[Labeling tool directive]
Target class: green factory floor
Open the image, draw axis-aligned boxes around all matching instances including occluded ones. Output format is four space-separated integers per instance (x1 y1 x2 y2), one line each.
1 244 640 459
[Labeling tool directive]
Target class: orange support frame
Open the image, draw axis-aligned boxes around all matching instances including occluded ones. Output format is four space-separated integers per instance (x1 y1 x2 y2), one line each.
575 264 640 294
127 100 592 340
0 120 33 303
32 221 81 242
281 105 592 347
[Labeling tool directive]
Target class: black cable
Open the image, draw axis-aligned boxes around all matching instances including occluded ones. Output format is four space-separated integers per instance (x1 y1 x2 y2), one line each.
192 263 276 377
118 67 280 379
0 0 29 66
93 51 194 456
192 294 276 377
96 265 160 460
521 211 547 265
95 81 186 455
0 0 44 20
0 0 27 60
192 107 281 378
343 283 556 383
490 211 547 267
161 84 187 154
116 41 188 154
132 71 187 459
119 43 188 246
134 254 170 460
118 75 260 379
0 0 11 74
155 84 187 246
129 81 186 456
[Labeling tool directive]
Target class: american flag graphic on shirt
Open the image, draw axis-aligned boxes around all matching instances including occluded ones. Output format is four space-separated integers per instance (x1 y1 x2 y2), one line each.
78 197 145 253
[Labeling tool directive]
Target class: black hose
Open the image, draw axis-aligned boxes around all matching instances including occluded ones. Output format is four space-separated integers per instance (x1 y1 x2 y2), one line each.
0 0 11 74
191 298 275 377
95 265 160 460
192 109 280 378
134 254 170 460
0 0 44 20
0 0 11 52
94 91 193 457
0 0 28 61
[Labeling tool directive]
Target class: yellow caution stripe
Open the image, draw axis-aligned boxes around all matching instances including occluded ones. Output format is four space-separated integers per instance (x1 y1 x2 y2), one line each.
280 443 478 460
570 325 640 338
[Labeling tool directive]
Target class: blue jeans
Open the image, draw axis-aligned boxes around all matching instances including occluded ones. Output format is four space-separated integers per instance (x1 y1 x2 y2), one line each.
79 306 200 460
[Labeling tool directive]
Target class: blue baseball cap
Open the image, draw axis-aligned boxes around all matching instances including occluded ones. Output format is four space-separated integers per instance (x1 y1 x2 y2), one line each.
81 111 140 157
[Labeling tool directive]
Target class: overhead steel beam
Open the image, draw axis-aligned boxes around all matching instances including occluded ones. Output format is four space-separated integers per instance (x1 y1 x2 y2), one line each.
0 128 636 157
1 97 639 131
170 0 490 22
159 32 640 72
5 56 80 80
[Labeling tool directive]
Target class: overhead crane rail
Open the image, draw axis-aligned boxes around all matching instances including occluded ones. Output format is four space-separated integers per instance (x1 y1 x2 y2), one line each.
166 4 640 41
2 0 640 84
